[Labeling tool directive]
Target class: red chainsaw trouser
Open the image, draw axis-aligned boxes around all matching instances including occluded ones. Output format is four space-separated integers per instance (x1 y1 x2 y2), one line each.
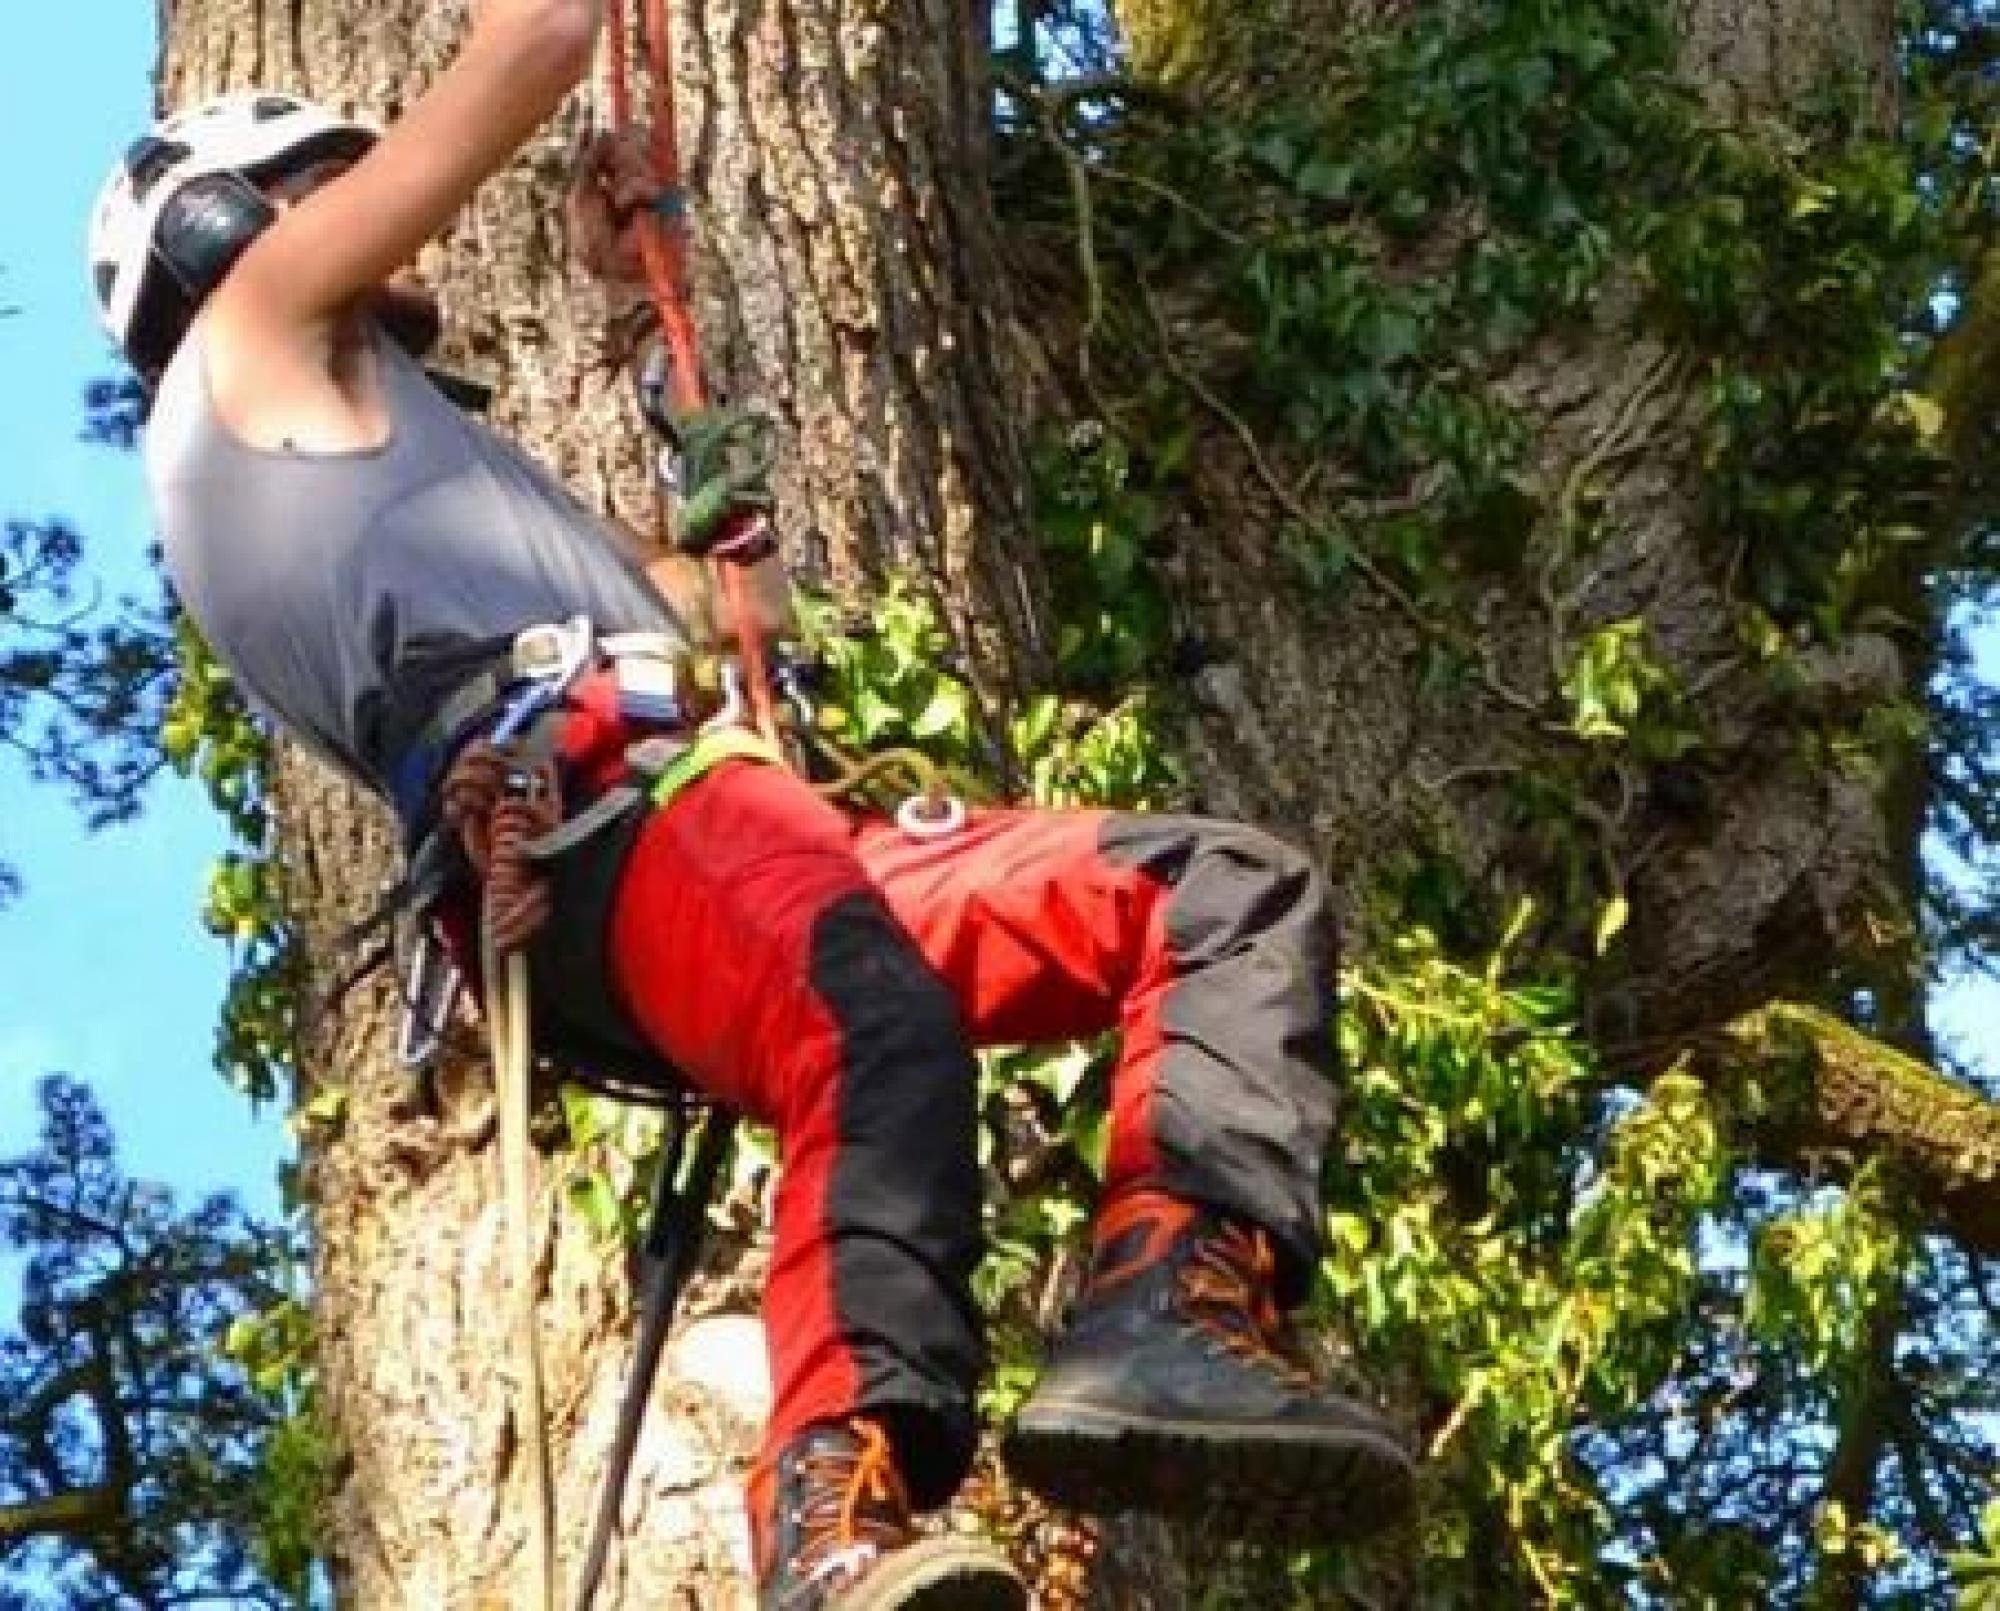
604 758 1338 1508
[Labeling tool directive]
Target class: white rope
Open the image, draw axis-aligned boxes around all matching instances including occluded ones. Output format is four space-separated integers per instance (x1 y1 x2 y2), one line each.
483 926 558 1611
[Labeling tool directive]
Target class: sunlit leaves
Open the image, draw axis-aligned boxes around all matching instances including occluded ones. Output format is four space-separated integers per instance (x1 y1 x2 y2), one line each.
1950 1498 2000 1609
1745 1169 1904 1376
161 622 295 1102
802 573 1179 812
1559 619 1696 758
1320 922 1731 1603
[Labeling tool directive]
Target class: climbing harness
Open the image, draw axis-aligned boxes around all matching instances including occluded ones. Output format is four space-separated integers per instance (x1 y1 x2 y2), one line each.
378 615 748 1611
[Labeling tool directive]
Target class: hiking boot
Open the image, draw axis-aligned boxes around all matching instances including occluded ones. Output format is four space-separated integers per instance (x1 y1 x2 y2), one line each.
1004 1192 1415 1541
750 1417 1026 1611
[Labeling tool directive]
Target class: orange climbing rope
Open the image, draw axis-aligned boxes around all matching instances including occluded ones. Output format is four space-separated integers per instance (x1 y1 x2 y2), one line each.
605 0 784 752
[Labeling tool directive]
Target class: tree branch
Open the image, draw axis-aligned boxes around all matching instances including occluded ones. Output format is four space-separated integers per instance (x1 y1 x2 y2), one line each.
1928 237 1999 523
1682 1004 2000 1254
0 1484 124 1548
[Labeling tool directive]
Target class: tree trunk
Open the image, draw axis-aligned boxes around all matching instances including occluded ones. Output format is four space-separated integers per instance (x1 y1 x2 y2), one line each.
679 0 1052 691
151 0 1990 1602
159 0 1042 1600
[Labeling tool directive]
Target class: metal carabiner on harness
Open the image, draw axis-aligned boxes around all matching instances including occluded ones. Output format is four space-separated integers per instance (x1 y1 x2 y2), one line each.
632 332 780 559
703 658 751 734
395 930 463 1069
635 336 686 494
493 615 597 745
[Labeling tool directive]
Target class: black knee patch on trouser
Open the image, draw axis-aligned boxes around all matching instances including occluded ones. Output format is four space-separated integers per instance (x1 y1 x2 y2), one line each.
810 893 986 1507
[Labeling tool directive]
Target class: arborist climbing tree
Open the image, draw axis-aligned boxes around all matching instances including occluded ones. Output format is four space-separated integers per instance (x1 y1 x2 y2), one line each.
90 1 1420 1607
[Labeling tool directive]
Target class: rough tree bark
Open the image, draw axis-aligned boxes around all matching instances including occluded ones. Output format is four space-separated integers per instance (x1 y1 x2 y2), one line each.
160 0 1041 1601
150 0 1992 1603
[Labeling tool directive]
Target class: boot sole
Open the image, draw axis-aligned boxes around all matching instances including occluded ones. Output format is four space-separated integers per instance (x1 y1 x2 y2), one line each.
1004 1402 1415 1543
828 1536 1027 1611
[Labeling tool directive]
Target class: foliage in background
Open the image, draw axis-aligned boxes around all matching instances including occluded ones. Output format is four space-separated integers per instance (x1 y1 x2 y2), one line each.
982 0 1997 1596
0 518 173 905
161 618 297 1105
59 0 1991 1597
1930 602 2000 987
0 372 175 903
0 1076 315 1608
997 0 1991 974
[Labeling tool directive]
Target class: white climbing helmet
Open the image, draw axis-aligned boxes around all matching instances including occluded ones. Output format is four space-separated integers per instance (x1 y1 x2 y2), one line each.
88 91 377 380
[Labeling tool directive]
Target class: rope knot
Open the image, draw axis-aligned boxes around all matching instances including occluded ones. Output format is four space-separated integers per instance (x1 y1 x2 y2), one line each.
441 739 564 953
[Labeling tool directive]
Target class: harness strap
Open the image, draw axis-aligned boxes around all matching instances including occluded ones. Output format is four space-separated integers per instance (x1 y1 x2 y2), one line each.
524 782 647 861
646 724 782 808
392 624 696 833
517 721 782 864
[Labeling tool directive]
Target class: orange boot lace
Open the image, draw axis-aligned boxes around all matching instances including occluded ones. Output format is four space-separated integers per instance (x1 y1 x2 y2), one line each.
752 1417 913 1594
1178 1219 1321 1389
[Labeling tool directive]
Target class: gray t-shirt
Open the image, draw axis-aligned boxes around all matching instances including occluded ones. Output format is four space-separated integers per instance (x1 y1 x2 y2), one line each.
146 321 684 801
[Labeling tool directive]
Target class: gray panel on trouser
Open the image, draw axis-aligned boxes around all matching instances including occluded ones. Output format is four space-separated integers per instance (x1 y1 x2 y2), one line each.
1097 815 1338 1294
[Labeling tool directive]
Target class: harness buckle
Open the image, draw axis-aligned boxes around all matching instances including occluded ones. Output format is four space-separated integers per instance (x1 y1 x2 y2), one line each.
492 616 596 747
611 652 687 725
509 614 595 685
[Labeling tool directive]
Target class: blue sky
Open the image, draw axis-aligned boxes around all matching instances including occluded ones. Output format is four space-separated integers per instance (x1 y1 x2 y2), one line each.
0 12 286 1215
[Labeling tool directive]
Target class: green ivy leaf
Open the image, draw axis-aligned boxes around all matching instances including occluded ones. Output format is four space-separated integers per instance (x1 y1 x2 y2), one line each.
1898 391 1945 441
1250 131 1300 179
1295 157 1353 200
912 683 970 740
567 1172 623 1240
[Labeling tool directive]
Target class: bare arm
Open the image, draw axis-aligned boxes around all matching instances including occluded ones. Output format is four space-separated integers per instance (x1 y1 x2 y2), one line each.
220 0 600 331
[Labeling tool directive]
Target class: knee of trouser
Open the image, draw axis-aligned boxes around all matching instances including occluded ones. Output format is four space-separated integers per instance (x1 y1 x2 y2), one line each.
787 892 982 1193
1184 820 1338 950
1238 821 1332 907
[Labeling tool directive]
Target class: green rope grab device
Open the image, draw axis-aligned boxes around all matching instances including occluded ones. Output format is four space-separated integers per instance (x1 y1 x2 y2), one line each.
670 405 778 555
